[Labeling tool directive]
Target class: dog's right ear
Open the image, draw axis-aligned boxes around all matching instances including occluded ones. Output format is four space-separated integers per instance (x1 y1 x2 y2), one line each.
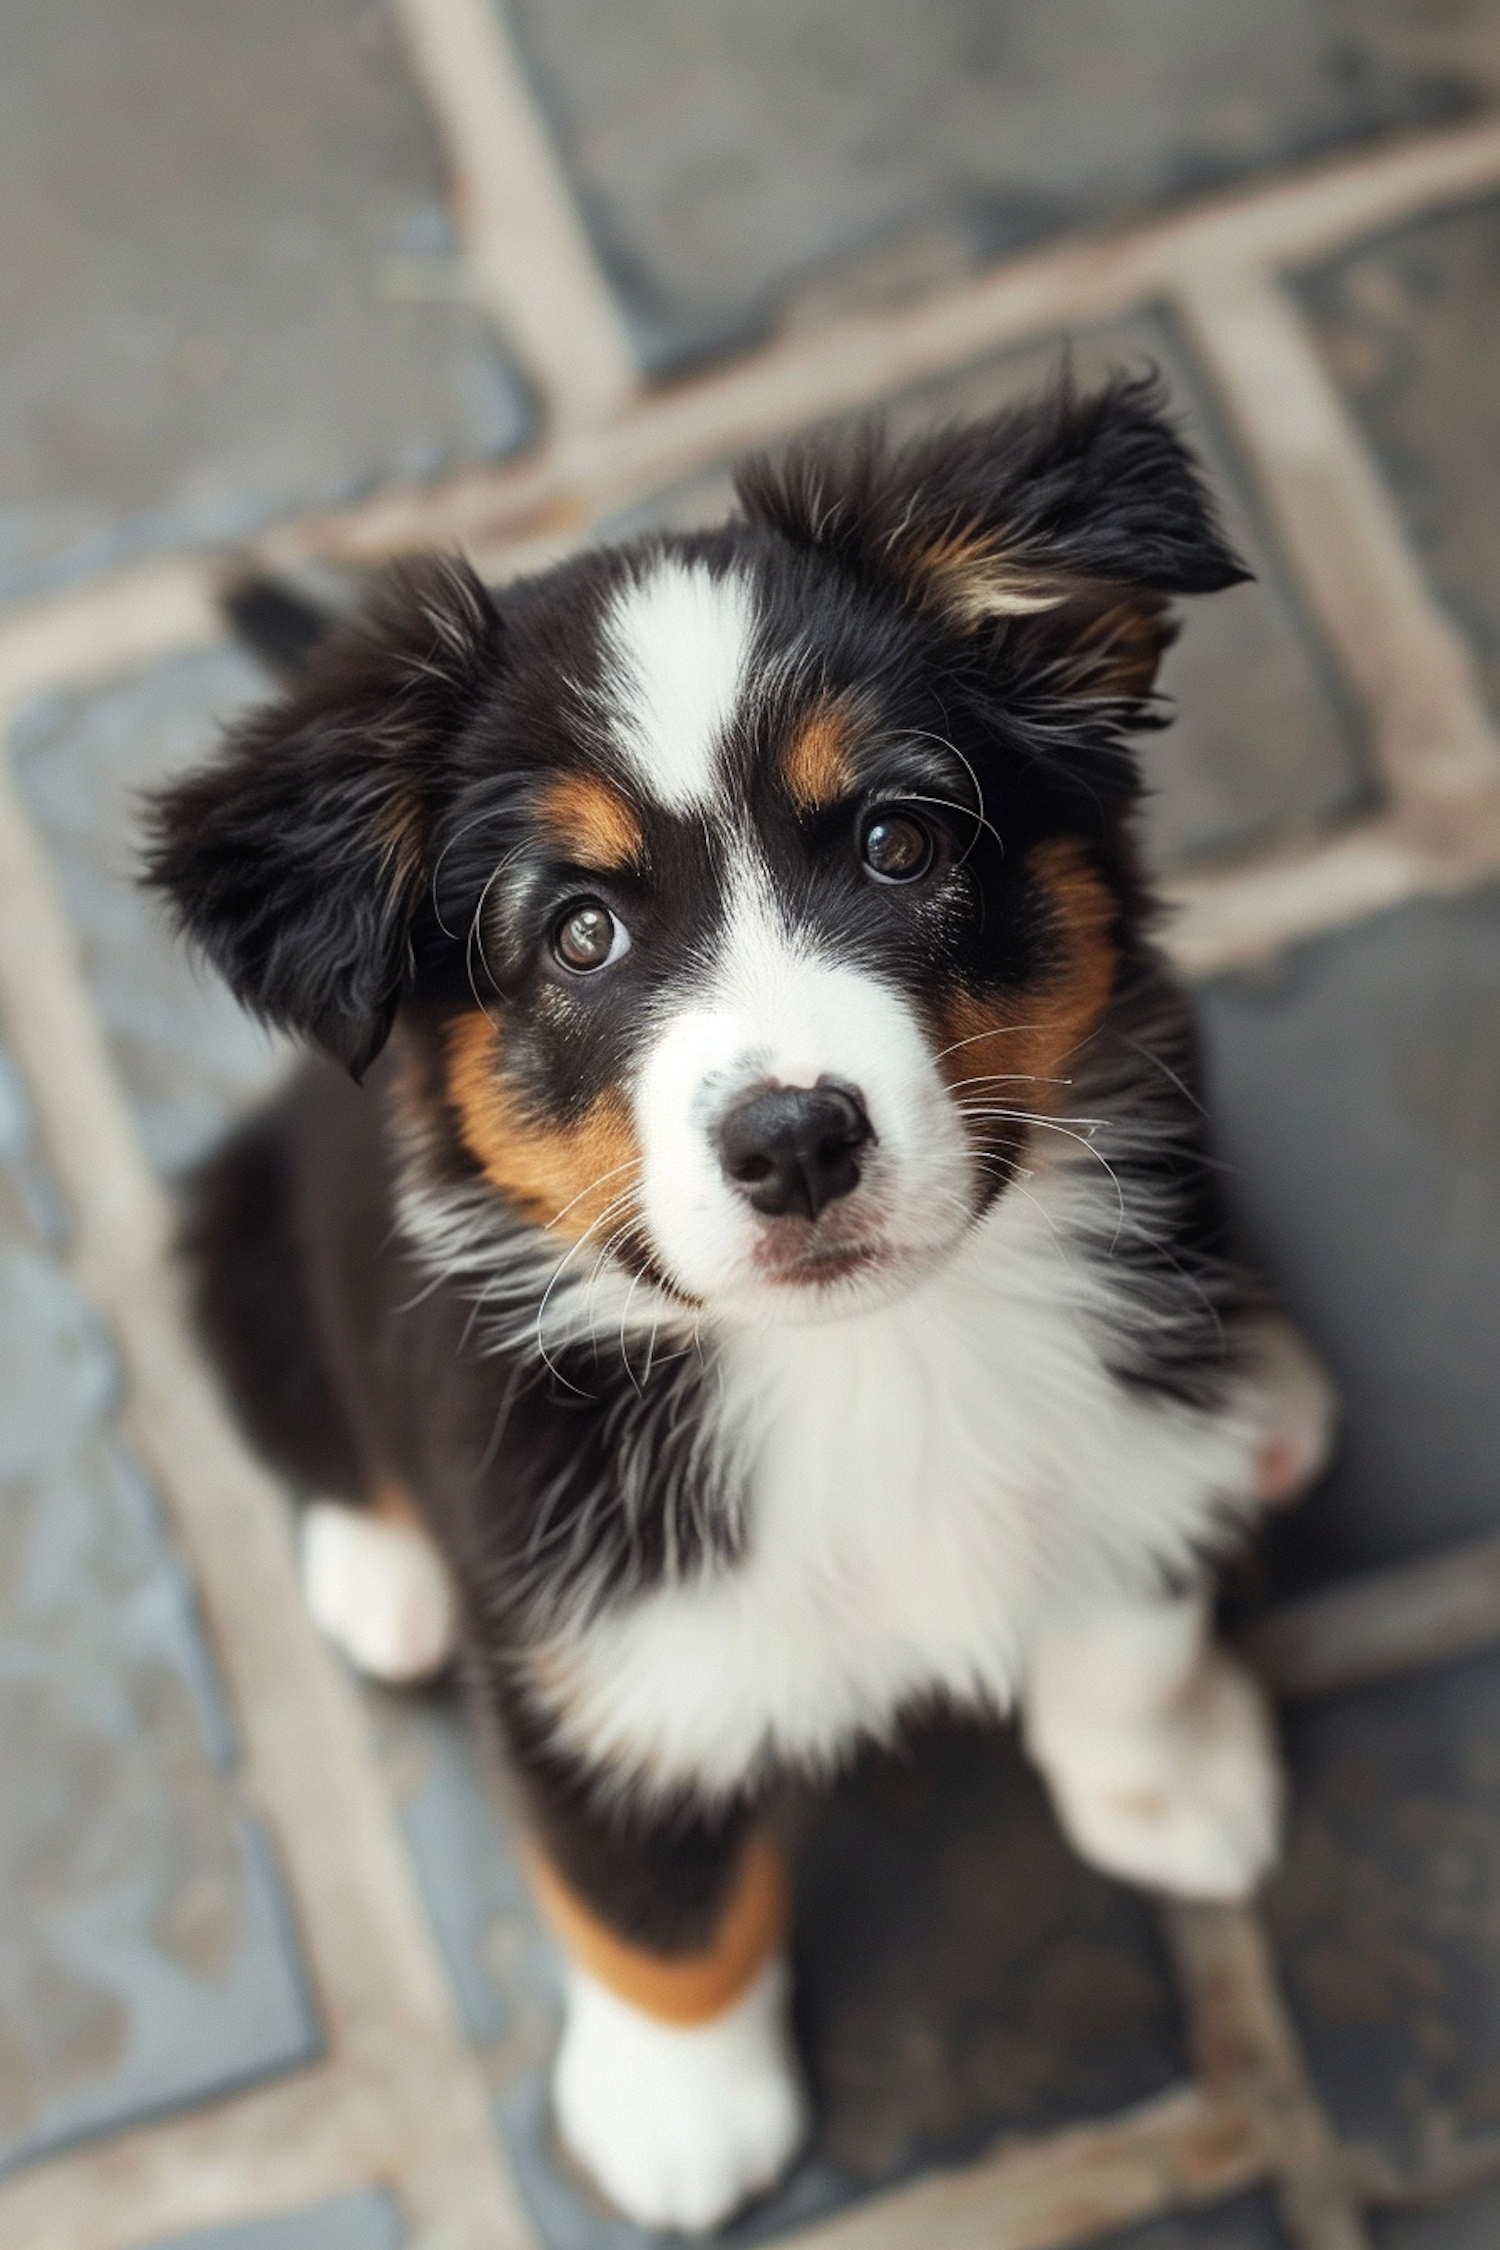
145 555 502 1079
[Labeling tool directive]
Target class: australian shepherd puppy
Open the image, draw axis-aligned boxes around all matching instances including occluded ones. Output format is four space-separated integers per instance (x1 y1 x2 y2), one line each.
148 375 1334 2232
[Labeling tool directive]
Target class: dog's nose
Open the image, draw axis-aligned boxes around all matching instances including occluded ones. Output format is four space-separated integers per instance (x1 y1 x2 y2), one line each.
717 1080 873 1221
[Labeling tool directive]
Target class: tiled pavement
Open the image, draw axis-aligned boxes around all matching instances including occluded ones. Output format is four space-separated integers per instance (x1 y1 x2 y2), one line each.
7 7 1500 2249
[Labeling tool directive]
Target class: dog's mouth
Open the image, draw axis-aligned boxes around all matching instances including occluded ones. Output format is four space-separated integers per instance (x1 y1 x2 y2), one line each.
744 1187 965 1294
754 1236 888 1287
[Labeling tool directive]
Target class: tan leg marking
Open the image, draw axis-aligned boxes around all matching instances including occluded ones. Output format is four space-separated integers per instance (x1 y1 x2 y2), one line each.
528 1832 789 2027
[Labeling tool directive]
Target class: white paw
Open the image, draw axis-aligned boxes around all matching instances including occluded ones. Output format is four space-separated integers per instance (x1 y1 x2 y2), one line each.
301 1501 459 1683
1243 1316 1338 1508
1040 1652 1282 1901
553 1959 807 2232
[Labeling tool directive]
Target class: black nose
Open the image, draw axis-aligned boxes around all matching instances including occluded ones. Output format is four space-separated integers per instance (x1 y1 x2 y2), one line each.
717 1079 874 1221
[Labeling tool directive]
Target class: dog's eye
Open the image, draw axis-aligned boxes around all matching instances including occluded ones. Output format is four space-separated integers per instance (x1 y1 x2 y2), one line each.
552 899 629 973
861 811 933 884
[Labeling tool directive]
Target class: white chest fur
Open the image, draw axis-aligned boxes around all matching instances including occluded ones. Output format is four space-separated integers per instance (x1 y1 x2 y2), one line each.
540 1169 1262 1802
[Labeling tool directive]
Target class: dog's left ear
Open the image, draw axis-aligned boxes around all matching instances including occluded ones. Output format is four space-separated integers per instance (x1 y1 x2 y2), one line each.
736 370 1248 708
145 556 502 1079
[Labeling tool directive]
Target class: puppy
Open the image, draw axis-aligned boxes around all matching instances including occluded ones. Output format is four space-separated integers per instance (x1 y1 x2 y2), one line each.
147 375 1334 2233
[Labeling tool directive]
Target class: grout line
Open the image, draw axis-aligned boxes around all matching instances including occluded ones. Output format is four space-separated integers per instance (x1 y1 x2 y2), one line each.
10 120 1500 637
249 116 1500 577
394 0 639 429
0 559 222 706
1176 269 1500 822
0 118 1488 613
0 2064 409 2250
524 112 1500 525
1146 113 1500 273
774 2085 1264 2250
1244 1526 1500 1701
0 716 535 2250
1159 802 1500 978
1164 1903 1373 2250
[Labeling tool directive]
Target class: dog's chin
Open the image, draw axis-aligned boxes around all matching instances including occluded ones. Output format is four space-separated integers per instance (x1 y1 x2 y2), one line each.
694 1216 972 1328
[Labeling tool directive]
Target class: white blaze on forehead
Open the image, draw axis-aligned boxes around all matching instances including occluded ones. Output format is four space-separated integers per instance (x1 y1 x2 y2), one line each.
604 559 754 811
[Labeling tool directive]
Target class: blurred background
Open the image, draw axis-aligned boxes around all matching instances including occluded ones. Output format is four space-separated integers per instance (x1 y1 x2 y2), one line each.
5 6 1500 2249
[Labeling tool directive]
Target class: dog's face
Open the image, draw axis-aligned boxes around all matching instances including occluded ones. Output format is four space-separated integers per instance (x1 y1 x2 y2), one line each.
150 377 1243 1328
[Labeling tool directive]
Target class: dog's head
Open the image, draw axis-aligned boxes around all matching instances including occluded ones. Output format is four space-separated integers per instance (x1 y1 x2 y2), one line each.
148 375 1244 1328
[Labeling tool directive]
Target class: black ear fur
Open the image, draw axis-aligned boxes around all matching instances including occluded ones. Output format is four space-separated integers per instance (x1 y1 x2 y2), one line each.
220 575 337 683
144 555 502 1078
735 368 1249 641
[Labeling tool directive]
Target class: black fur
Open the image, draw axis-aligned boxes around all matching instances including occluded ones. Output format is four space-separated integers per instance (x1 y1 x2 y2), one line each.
220 576 334 683
146 557 503 1076
181 1082 361 1497
738 372 1246 606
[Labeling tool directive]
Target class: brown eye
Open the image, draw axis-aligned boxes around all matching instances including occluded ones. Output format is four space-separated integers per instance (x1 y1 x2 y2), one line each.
552 900 627 972
861 811 933 883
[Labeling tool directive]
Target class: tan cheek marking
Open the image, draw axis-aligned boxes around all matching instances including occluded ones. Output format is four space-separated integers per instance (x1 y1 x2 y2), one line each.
445 1012 640 1240
780 698 859 812
527 1833 789 2027
934 838 1118 1166
537 771 644 870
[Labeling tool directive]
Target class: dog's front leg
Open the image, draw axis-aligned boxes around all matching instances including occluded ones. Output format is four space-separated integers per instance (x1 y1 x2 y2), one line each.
520 1775 807 2232
1021 1592 1281 1900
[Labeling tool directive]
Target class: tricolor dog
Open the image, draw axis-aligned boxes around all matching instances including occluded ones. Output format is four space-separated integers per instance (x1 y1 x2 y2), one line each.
148 376 1334 2232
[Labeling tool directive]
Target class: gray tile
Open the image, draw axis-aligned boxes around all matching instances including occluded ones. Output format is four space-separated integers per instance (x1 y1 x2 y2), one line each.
1374 2172 1500 2249
604 309 1368 875
1268 1650 1500 2190
0 1037 318 2173
1196 885 1500 1580
1078 2186 1289 2247
505 0 1476 370
0 0 532 608
10 646 293 1177
1297 191 1500 726
790 1723 1185 2187
149 2189 405 2250
365 1682 559 2067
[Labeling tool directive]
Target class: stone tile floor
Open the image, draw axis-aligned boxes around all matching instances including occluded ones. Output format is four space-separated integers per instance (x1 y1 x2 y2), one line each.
504 0 1477 369
153 2196 405 2250
0 0 533 609
7 5 1500 2249
0 1037 317 2177
1297 189 1500 727
1084 2194 1290 2250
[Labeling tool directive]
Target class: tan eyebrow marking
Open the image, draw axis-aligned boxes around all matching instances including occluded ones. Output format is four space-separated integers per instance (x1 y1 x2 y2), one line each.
536 770 645 870
780 697 861 813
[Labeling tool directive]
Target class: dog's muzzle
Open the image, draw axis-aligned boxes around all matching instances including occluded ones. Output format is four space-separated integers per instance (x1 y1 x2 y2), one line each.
716 1078 874 1221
